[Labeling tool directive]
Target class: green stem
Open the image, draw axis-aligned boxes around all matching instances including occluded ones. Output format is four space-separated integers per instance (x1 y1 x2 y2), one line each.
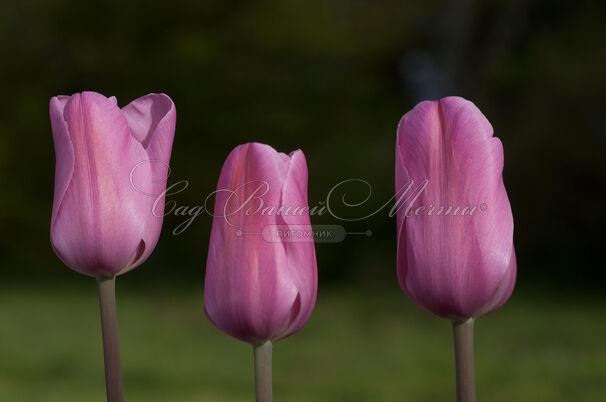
253 341 273 402
96 276 125 402
452 319 475 402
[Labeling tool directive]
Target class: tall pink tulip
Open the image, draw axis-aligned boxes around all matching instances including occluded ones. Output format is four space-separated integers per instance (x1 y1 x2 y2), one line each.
49 91 176 402
50 91 176 277
204 142 318 402
395 96 516 402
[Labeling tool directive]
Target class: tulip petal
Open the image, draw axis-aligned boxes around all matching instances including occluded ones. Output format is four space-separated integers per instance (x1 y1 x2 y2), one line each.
396 97 515 319
49 96 74 232
120 93 176 271
205 143 300 343
50 92 153 277
274 150 318 340
475 248 516 317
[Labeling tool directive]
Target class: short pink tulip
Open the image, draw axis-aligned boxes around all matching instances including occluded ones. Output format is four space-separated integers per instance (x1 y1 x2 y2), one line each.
204 143 318 344
50 91 176 277
395 96 516 320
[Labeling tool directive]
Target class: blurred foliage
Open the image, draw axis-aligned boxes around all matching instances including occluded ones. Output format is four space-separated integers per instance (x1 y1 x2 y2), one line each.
0 0 604 292
0 285 605 401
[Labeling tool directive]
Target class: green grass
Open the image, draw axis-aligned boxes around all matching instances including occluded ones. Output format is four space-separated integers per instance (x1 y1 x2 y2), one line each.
0 283 604 401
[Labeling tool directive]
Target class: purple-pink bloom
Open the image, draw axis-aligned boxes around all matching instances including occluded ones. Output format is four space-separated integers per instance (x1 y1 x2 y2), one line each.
50 91 176 277
204 143 318 344
395 96 516 321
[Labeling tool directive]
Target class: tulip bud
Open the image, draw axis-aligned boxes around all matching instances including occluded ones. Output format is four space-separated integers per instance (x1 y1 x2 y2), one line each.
204 143 318 344
50 91 176 277
395 96 516 321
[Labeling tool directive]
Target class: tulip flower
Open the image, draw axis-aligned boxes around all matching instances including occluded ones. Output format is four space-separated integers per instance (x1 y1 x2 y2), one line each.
205 142 318 402
49 91 176 402
395 97 516 402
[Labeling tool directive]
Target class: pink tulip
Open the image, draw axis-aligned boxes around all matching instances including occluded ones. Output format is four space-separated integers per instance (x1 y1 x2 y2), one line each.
50 91 176 277
204 143 318 344
395 96 516 321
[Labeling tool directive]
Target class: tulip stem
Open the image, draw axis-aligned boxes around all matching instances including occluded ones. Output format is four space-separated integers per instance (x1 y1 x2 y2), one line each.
253 341 273 402
96 276 125 402
452 319 475 402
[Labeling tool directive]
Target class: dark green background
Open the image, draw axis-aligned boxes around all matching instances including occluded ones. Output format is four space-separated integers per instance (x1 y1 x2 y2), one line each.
0 1 604 401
